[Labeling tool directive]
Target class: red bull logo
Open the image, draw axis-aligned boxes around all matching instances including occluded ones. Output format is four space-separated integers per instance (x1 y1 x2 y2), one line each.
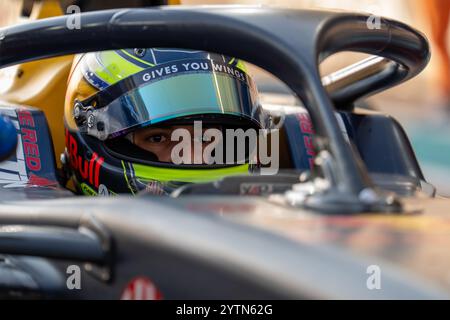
66 130 104 188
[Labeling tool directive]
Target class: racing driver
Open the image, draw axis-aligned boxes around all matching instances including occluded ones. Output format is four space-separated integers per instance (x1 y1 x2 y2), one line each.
63 48 268 196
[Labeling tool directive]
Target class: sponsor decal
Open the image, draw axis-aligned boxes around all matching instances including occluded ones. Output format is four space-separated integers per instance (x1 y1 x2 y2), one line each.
120 277 163 300
140 59 247 83
296 113 316 170
0 109 28 187
0 107 60 189
66 130 104 188
18 109 41 172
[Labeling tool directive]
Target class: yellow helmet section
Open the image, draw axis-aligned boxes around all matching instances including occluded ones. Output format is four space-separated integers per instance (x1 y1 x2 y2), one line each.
64 54 98 131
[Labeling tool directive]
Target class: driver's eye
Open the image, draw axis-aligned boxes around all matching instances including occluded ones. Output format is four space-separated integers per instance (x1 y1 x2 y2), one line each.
146 135 167 143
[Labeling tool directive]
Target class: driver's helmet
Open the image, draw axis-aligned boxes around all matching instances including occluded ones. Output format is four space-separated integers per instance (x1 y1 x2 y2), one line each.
63 48 268 196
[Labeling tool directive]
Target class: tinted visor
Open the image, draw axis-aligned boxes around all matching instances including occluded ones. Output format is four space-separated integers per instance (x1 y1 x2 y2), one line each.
78 59 262 140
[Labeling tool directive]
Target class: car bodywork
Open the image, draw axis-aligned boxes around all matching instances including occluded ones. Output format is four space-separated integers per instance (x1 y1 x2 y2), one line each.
0 6 448 299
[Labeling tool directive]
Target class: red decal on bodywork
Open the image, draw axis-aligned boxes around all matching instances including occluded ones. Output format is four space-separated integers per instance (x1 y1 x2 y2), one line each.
69 134 78 170
18 109 35 127
78 155 89 180
296 113 316 170
89 153 97 185
298 113 314 134
21 128 37 143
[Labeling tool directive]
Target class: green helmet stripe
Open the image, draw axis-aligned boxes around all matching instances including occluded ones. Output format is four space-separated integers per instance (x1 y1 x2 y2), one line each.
132 163 249 183
121 160 137 195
